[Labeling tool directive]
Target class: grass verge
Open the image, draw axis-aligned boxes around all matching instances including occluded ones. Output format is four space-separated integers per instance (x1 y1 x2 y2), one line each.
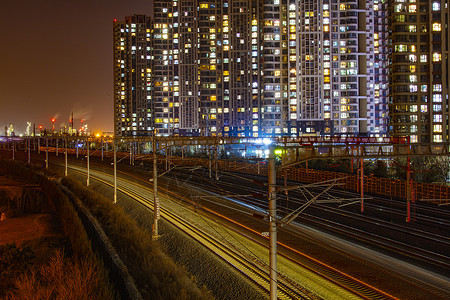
0 159 114 299
62 176 214 300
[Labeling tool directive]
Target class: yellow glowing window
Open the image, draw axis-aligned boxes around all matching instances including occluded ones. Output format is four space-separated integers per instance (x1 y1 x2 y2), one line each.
433 53 442 62
200 3 209 8
275 70 281 76
211 95 216 101
340 4 346 10
223 71 229 76
409 5 416 13
432 23 441 31
210 65 216 70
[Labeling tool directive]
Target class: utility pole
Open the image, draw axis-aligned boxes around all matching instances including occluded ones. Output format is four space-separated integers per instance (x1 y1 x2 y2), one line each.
152 134 160 238
113 137 117 204
86 138 90 187
27 137 30 163
65 137 68 176
406 156 411 222
268 146 277 300
360 157 364 213
45 138 48 169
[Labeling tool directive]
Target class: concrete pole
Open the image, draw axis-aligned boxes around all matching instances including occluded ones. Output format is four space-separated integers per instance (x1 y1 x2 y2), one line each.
101 139 104 161
360 158 364 213
165 143 168 171
114 138 117 204
406 157 411 222
268 146 277 300
214 145 218 180
257 147 261 175
45 138 48 169
209 146 212 179
65 138 68 176
86 138 90 187
56 138 58 157
27 138 30 163
153 135 160 238
76 139 79 158
129 142 132 165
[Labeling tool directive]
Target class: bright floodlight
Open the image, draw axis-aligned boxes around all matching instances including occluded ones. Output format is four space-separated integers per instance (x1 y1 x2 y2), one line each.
263 138 272 145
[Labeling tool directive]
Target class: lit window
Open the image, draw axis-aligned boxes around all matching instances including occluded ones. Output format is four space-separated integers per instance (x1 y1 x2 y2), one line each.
433 53 441 62
433 135 442 143
432 2 440 11
434 115 442 122
433 125 442 133
433 94 442 102
432 23 441 31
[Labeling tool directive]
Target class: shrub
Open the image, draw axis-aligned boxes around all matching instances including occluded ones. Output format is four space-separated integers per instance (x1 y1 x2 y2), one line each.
62 177 213 300
7 250 103 300
0 243 35 297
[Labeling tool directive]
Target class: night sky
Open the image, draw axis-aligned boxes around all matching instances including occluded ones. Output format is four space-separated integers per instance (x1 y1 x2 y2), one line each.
0 0 153 134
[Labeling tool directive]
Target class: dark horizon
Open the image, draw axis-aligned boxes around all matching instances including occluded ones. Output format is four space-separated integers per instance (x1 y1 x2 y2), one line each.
0 0 153 134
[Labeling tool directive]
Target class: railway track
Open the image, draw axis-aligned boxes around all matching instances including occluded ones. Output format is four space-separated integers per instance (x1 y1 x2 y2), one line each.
69 167 316 300
4 150 449 298
68 165 409 300
163 168 450 272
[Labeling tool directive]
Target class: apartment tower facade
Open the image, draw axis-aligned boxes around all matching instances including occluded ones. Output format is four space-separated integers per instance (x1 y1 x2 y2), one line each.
388 0 450 143
113 15 153 136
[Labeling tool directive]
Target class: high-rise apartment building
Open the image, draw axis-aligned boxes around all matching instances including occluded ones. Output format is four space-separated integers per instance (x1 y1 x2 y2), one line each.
113 15 152 136
152 0 261 137
115 2 393 138
388 0 450 143
288 0 388 136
